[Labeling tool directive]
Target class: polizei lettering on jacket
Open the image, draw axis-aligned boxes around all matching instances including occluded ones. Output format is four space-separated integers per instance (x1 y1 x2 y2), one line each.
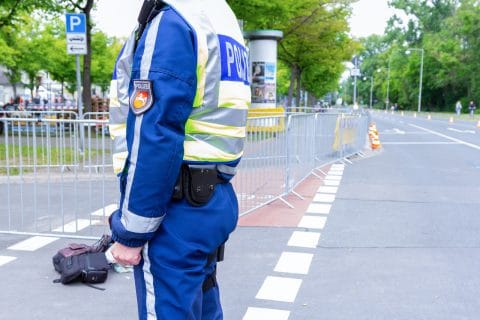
218 35 250 85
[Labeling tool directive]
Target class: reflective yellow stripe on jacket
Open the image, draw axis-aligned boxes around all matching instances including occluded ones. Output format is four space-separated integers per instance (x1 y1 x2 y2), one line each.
171 0 250 164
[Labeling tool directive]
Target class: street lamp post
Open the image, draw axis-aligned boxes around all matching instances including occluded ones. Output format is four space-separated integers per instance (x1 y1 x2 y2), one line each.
353 75 357 105
386 55 391 111
406 48 424 113
363 75 374 108
369 75 373 108
352 56 360 106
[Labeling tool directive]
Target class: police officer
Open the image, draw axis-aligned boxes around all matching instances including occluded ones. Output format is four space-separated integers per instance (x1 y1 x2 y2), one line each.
108 0 250 319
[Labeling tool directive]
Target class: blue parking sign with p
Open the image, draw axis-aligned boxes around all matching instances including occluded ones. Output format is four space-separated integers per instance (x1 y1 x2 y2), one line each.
66 13 86 34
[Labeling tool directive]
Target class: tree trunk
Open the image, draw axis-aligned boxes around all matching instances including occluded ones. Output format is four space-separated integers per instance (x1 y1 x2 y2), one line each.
287 64 298 112
310 94 318 109
81 0 94 114
295 71 301 112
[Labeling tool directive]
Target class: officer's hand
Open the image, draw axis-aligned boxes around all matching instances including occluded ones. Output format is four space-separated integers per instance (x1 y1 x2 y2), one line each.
110 242 143 266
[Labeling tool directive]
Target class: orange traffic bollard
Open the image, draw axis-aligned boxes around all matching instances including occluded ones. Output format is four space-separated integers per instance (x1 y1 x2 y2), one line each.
368 123 381 150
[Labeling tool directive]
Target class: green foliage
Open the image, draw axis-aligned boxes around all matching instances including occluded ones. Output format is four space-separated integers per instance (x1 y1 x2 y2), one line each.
0 34 16 68
228 0 358 105
40 19 77 93
0 0 59 29
276 61 291 97
91 31 122 93
356 0 480 111
0 7 121 98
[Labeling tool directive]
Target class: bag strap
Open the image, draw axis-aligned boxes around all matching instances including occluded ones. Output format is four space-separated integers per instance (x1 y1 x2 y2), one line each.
53 278 106 291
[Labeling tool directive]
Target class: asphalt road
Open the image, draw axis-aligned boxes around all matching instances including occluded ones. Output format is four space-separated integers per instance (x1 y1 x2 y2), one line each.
0 110 479 319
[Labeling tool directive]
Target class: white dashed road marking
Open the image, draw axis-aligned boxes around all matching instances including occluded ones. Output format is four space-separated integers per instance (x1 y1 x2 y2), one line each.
447 127 475 134
328 170 343 176
8 236 59 251
323 179 340 186
255 276 302 302
244 162 345 319
1 204 118 269
274 252 314 275
0 256 17 266
382 141 459 145
287 231 321 249
325 175 342 181
298 216 327 229
313 193 336 203
410 124 480 150
306 203 331 215
53 219 99 233
243 307 290 320
317 186 338 194
90 204 118 217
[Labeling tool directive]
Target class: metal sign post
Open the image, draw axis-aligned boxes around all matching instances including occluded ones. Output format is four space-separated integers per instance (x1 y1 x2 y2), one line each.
66 13 87 152
351 56 360 106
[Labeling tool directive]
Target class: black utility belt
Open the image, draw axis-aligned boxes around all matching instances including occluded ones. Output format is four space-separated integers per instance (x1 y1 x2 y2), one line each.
172 165 225 206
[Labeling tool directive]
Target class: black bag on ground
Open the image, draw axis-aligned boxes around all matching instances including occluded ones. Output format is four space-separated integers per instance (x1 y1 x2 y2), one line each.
52 235 112 285
56 252 110 284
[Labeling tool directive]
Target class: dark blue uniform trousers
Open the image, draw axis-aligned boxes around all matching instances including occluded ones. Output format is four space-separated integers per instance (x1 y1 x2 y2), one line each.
133 182 238 319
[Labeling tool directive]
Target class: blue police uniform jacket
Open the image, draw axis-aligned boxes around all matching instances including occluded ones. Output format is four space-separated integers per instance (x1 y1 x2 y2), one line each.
109 0 250 248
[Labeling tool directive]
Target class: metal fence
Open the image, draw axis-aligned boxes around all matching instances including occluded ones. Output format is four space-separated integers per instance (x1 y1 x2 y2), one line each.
235 111 369 214
0 109 369 238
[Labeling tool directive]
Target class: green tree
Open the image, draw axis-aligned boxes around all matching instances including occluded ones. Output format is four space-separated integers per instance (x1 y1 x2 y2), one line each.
385 0 459 110
0 0 58 29
357 0 465 111
90 30 122 96
39 19 77 97
447 0 480 103
229 0 358 108
0 29 16 71
389 0 458 35
13 18 50 98
0 1 61 99
0 24 23 98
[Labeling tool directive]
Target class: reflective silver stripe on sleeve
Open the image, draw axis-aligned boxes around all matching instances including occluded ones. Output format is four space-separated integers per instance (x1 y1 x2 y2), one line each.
113 136 127 155
189 107 247 127
142 243 157 319
121 209 165 234
121 13 164 235
109 103 130 125
202 20 221 109
217 163 237 175
184 134 245 155
117 29 137 109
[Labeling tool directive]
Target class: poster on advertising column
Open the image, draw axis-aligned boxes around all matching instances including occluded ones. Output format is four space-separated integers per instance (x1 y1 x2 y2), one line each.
252 61 265 103
251 61 277 104
264 62 276 103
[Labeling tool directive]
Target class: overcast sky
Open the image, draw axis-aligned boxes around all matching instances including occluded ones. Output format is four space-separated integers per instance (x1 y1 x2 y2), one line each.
93 0 403 39
349 0 405 38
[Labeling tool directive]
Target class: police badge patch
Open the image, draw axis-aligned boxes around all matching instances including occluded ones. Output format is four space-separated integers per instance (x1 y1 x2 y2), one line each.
130 80 153 115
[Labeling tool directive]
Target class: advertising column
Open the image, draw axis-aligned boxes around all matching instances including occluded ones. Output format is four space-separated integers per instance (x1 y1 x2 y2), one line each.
244 30 283 109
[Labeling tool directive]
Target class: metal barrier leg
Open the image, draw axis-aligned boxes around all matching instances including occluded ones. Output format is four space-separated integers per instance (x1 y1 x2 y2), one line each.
278 196 295 209
291 190 305 200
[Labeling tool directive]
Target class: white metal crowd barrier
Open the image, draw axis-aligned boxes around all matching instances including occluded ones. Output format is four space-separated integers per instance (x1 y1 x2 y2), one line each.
234 111 369 214
0 109 369 238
